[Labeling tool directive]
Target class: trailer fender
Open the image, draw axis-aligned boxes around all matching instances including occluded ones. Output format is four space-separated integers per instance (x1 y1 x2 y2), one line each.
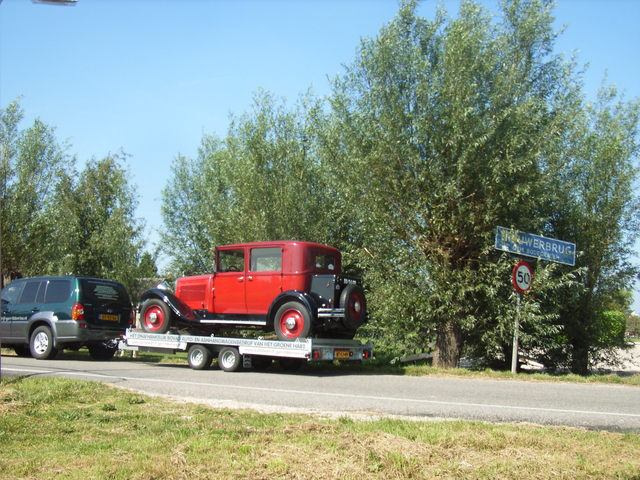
268 291 319 325
139 288 197 321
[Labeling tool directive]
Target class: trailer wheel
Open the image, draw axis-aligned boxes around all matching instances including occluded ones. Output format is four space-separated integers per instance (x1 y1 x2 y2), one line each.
274 301 311 340
140 299 171 333
188 344 212 370
250 355 272 370
218 347 242 372
278 357 304 371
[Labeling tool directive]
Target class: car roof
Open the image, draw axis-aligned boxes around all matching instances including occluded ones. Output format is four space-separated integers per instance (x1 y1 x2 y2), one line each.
216 240 339 252
8 275 122 283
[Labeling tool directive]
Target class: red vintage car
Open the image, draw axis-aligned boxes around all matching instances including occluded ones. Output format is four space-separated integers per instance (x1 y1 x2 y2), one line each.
138 241 367 340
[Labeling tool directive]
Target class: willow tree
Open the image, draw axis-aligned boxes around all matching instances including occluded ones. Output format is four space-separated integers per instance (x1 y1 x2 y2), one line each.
324 0 581 366
161 91 339 275
0 100 71 285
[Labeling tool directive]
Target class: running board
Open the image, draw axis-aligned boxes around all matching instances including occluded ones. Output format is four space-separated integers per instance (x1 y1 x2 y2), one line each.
198 319 268 326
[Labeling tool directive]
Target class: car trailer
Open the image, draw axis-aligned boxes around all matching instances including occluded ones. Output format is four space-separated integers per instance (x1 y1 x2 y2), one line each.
119 329 373 372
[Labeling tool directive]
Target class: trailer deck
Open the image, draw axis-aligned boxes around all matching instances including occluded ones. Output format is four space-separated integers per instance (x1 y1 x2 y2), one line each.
119 329 373 371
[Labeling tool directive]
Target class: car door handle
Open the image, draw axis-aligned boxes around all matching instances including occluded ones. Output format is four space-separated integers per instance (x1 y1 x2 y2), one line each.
246 276 253 281
237 276 244 281
32 307 39 312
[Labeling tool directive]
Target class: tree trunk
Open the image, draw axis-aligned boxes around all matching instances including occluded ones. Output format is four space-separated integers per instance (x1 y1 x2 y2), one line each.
570 342 589 376
432 318 463 368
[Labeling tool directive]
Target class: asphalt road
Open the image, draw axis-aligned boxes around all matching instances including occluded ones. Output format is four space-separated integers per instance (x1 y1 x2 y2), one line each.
2 354 640 432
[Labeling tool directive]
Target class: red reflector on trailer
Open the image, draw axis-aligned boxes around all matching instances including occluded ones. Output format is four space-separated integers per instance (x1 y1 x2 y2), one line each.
312 350 321 360
363 350 371 359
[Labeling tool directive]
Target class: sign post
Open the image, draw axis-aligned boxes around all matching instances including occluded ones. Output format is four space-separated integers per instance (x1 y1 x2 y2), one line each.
495 227 575 374
510 261 533 373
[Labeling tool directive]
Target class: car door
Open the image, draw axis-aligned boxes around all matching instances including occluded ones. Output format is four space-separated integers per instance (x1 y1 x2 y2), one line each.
245 247 283 315
212 247 247 314
11 279 44 340
1 279 25 341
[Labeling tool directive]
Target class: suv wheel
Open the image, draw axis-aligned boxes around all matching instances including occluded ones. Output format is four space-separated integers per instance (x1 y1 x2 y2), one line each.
274 301 311 340
14 345 32 357
140 299 171 333
30 326 58 360
88 342 118 361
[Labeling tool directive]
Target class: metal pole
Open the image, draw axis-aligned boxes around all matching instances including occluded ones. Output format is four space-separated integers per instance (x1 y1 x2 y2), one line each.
511 293 521 374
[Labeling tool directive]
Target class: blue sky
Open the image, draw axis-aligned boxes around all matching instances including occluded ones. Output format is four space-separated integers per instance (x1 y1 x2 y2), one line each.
1 0 639 310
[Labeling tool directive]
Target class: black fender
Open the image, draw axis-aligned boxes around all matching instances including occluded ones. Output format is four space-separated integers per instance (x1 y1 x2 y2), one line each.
139 288 197 321
267 290 319 326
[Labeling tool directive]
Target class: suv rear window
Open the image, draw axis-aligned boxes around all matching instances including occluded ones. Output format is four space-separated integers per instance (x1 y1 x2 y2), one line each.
45 279 71 303
80 279 130 305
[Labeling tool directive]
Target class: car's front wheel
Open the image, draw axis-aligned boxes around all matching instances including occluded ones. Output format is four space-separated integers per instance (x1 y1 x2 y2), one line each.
274 301 312 340
140 299 172 333
30 326 58 360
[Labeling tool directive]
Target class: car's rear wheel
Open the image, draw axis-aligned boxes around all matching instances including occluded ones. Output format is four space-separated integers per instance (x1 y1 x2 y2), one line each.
30 326 58 360
140 299 171 333
274 301 312 340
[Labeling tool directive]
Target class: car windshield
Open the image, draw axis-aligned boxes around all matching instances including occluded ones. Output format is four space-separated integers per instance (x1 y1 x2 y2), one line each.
80 279 130 305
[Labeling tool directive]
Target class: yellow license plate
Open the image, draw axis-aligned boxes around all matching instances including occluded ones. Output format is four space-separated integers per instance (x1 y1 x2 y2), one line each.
334 349 350 360
99 314 119 322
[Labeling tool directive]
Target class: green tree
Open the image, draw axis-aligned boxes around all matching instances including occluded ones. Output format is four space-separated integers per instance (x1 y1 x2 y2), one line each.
50 153 152 295
0 100 71 285
161 91 339 275
323 0 580 366
548 86 640 374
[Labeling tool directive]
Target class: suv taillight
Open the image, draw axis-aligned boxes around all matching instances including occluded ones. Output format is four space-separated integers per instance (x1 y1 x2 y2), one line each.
72 302 85 321
129 310 136 326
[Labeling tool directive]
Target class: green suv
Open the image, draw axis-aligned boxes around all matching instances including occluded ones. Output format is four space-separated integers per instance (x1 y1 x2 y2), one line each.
1 276 133 360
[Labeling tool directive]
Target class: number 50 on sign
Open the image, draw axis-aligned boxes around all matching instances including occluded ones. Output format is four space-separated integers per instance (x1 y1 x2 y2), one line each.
512 261 533 294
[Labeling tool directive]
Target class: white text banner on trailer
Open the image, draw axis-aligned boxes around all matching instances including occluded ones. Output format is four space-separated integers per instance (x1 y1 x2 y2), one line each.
495 226 576 266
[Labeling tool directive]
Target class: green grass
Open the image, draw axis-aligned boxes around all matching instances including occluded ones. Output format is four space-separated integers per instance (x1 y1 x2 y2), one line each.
1 376 639 479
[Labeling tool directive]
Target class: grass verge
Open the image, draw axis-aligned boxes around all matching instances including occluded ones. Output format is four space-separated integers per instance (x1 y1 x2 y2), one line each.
1 376 639 480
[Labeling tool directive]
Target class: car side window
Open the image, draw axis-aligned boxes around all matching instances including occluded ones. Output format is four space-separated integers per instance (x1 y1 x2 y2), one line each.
218 249 245 273
45 280 71 303
250 248 282 272
1 281 25 305
18 281 44 304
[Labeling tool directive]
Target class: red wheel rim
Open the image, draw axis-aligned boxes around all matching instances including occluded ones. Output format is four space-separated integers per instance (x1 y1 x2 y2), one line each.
143 305 165 332
278 309 303 338
347 292 364 322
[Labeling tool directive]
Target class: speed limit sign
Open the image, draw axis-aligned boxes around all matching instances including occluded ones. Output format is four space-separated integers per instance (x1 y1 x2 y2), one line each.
512 261 533 294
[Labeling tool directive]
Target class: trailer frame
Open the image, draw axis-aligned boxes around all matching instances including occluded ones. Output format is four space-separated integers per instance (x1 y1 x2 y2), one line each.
119 329 373 372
